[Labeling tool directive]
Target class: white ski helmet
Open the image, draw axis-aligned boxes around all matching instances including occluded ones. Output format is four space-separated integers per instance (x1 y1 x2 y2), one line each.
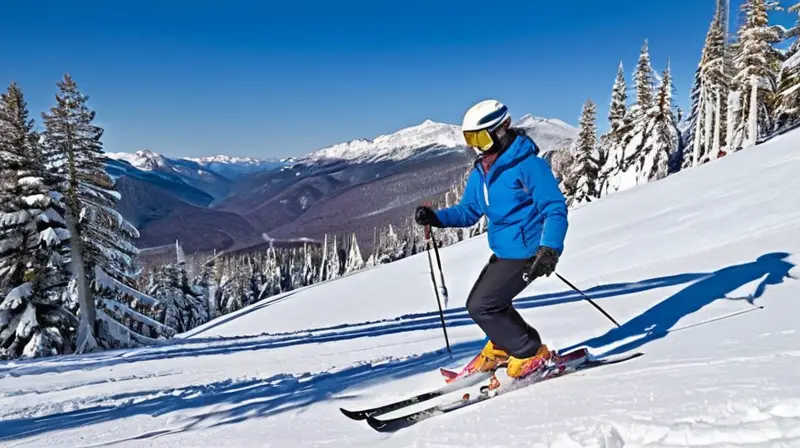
461 100 511 151
462 100 510 132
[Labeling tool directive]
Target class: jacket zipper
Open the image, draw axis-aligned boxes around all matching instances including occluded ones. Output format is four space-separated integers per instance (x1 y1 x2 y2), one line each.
476 164 490 207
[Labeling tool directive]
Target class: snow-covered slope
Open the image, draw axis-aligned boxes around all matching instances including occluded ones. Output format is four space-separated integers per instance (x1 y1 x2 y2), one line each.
2 131 800 447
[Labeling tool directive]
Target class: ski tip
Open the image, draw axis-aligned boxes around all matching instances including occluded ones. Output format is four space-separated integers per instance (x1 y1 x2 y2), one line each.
440 368 458 380
340 408 367 420
366 416 392 432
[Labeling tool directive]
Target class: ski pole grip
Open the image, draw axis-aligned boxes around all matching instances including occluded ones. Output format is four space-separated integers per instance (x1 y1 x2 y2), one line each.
422 201 433 239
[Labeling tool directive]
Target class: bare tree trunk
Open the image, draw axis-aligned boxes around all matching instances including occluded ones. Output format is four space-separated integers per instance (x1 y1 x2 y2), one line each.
65 132 97 354
692 85 705 166
727 90 739 152
712 88 722 159
704 88 714 153
65 210 96 354
746 75 759 148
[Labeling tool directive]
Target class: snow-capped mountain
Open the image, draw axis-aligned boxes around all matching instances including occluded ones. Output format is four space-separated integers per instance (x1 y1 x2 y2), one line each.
104 152 259 252
104 114 578 254
297 116 578 165
105 150 172 172
105 150 234 200
514 114 579 154
300 120 466 165
217 115 579 245
186 155 286 179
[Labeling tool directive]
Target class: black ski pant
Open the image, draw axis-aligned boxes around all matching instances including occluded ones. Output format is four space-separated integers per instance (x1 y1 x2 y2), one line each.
466 254 542 359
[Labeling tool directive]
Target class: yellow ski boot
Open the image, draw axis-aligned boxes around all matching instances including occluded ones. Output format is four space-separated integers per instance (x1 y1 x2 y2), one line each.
443 340 509 383
506 344 555 379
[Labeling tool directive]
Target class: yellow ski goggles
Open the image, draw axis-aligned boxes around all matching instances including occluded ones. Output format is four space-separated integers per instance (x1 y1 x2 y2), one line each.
463 128 495 151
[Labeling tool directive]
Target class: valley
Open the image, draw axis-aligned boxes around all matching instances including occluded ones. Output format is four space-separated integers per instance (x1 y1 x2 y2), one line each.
108 116 578 257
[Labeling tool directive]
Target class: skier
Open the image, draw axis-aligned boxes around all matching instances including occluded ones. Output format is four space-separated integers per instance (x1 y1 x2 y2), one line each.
415 99 570 380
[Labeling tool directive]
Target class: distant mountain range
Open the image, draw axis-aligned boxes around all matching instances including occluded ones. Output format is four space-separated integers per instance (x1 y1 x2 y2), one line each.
186 155 287 180
106 150 236 200
106 116 578 257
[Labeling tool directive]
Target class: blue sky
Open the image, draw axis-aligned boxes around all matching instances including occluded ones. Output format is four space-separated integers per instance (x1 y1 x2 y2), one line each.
0 0 793 159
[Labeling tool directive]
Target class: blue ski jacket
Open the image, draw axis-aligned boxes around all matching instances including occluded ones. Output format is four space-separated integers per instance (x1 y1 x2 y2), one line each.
434 133 568 260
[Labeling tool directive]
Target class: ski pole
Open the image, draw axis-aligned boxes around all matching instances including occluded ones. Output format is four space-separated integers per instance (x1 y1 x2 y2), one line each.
425 224 451 354
428 226 449 308
423 201 449 307
555 273 621 328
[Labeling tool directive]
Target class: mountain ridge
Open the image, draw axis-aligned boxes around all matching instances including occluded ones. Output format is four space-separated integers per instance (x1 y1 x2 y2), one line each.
107 115 579 255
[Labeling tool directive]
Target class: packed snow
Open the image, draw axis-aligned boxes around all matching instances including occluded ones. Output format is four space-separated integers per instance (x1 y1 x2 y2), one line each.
1 130 800 447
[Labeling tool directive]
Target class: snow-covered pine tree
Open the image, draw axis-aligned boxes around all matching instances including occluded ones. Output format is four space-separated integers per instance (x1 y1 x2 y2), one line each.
684 65 703 170
192 258 217 320
345 233 364 274
0 82 75 359
377 224 405 264
598 64 631 195
176 240 207 330
301 243 316 285
406 220 424 256
776 2 800 130
568 99 600 206
609 62 630 138
639 65 680 183
731 0 783 148
215 254 243 314
595 135 609 180
326 235 340 279
145 242 206 335
604 40 657 195
318 234 329 283
684 3 731 169
147 263 183 333
632 40 656 119
41 74 158 349
290 248 305 290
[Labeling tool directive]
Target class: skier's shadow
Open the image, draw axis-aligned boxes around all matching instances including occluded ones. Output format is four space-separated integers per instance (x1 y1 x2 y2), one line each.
561 252 796 358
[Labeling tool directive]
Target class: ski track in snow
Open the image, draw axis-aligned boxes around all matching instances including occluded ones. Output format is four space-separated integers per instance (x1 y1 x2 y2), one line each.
1 132 800 446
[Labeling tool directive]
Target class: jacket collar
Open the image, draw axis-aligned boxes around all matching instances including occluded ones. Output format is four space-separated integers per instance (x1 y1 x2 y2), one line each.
474 131 538 181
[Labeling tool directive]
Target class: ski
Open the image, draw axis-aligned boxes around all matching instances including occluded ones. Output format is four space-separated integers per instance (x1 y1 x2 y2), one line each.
365 351 643 432
339 369 493 420
342 348 591 420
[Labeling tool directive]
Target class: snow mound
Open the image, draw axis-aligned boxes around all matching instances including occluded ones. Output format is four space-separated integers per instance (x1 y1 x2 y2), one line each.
555 400 800 447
